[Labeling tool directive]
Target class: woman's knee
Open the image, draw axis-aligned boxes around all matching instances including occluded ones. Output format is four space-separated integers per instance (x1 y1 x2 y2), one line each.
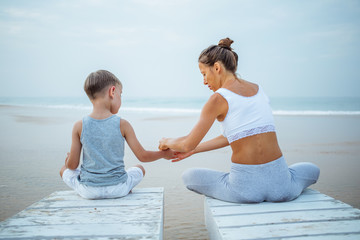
309 163 320 180
289 162 320 182
182 168 198 186
182 168 226 187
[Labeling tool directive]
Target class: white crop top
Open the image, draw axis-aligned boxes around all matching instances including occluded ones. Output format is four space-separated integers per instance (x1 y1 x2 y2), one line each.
216 85 275 143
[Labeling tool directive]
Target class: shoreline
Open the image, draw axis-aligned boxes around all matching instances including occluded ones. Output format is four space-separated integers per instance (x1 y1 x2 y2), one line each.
1 103 360 116
0 105 359 239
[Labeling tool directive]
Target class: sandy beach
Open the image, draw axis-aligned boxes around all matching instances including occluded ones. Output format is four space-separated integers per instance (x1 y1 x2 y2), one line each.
0 105 359 239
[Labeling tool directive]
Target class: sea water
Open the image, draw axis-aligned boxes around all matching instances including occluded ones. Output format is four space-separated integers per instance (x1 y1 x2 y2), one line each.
1 96 359 116
1 96 359 239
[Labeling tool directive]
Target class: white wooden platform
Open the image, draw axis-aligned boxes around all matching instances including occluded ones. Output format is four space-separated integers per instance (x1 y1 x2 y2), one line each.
0 187 164 240
205 188 360 240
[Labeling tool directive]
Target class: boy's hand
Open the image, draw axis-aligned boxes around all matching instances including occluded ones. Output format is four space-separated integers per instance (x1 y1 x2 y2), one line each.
162 149 177 160
65 152 70 164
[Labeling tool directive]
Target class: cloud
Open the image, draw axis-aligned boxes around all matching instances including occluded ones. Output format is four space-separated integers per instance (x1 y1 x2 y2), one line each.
132 0 191 7
307 25 359 44
4 8 41 19
0 0 359 98
55 0 118 8
0 6 59 38
3 7 58 21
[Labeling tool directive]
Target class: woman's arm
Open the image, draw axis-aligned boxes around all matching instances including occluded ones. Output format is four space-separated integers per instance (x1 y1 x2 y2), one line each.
121 119 176 162
172 135 229 162
193 134 229 153
66 120 82 169
159 93 228 152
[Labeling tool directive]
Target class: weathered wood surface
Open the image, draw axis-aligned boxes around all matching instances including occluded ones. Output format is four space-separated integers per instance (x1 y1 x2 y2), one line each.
205 188 360 240
0 188 164 240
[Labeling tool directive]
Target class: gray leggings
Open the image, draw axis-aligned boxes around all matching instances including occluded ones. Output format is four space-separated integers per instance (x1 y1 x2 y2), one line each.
182 156 320 203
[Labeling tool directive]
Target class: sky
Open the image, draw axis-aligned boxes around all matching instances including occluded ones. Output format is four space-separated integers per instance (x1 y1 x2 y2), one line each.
0 0 359 98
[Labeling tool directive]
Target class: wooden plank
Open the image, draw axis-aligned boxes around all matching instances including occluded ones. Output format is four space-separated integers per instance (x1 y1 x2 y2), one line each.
0 223 161 239
214 208 360 228
2 206 163 226
204 188 360 240
206 189 334 207
0 188 164 240
30 192 163 209
284 233 360 240
219 220 360 240
209 199 352 216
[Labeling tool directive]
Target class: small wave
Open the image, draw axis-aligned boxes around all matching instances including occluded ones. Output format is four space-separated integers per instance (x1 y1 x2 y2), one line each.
273 110 360 116
121 108 360 116
121 107 201 113
0 102 92 110
45 104 92 110
122 108 360 116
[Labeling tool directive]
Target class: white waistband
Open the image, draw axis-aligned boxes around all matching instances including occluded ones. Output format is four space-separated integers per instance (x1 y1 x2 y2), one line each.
227 124 276 143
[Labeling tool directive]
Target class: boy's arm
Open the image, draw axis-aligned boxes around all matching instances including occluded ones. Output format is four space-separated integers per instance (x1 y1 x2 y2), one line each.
121 119 174 162
66 120 82 169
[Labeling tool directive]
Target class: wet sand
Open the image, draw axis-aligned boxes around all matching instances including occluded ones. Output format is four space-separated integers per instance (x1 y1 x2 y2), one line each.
0 105 359 239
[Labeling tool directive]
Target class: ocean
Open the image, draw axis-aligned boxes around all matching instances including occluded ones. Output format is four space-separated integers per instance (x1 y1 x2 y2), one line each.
1 96 360 116
1 96 360 239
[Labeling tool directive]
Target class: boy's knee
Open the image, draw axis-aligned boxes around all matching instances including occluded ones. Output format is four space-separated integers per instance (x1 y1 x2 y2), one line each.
135 164 145 177
59 165 67 178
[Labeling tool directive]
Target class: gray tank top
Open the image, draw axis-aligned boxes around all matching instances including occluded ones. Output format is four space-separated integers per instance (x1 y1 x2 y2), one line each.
79 115 128 187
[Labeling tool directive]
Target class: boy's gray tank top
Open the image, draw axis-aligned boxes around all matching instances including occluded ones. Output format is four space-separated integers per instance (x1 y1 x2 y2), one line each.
79 115 128 187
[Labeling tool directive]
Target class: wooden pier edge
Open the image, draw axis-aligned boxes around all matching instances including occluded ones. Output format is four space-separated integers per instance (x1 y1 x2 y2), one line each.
0 187 164 240
204 188 360 240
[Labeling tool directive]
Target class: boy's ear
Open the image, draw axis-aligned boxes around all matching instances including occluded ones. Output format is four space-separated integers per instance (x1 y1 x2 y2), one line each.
109 86 116 98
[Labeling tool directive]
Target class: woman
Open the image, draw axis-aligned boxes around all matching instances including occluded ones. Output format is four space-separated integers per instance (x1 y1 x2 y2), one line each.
159 38 319 203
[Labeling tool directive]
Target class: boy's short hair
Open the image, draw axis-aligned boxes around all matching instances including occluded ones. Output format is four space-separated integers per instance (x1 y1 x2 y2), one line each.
84 70 122 100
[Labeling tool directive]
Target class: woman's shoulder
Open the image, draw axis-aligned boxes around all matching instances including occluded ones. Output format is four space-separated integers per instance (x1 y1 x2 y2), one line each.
200 91 228 117
211 90 229 103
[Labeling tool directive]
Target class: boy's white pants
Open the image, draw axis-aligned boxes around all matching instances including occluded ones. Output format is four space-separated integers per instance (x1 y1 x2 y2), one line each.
62 167 143 199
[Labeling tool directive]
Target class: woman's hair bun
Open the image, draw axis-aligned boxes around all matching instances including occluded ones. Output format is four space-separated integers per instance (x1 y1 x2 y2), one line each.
218 37 234 50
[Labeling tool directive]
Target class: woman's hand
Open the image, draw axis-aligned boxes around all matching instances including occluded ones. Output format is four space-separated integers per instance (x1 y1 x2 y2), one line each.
158 137 170 151
172 150 195 162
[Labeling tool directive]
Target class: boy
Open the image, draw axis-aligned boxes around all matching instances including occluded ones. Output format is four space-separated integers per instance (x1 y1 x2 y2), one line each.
60 70 175 199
